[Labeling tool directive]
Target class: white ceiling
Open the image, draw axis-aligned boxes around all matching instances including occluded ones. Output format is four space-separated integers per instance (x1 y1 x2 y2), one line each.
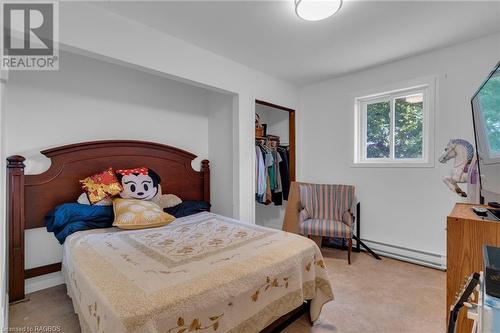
95 1 500 85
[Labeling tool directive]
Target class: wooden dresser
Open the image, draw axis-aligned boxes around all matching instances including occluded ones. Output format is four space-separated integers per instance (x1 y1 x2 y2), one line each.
447 203 500 333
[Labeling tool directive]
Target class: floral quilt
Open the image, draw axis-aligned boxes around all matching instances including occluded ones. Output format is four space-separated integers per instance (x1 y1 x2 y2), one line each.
62 212 333 333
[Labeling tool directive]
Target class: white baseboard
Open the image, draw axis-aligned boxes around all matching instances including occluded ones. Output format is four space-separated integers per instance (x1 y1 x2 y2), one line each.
25 272 64 294
361 239 446 270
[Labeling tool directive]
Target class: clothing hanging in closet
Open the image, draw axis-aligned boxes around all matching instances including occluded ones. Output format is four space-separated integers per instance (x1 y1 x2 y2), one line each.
255 139 290 206
278 146 290 200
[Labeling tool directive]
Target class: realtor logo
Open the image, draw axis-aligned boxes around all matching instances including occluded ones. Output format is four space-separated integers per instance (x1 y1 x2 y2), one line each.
1 1 59 70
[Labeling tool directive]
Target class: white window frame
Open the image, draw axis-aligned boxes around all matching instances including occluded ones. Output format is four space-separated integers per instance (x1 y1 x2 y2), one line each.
353 77 436 168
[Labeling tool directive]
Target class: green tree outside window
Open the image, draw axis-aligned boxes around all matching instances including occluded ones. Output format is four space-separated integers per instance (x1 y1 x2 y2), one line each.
365 94 423 159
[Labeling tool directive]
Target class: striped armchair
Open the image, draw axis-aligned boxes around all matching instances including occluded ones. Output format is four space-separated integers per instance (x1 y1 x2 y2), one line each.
296 183 355 264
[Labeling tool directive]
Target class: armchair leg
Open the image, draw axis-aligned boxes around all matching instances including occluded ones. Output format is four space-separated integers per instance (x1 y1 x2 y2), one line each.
309 235 322 248
348 239 352 265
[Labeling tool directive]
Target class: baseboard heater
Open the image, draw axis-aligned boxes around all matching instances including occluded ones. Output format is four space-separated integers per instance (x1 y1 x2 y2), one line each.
360 239 446 270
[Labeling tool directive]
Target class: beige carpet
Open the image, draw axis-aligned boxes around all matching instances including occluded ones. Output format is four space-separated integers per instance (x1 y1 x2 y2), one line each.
284 248 445 333
9 250 445 333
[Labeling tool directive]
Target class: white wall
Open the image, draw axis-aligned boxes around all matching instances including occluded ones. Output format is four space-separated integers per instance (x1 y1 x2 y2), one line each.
208 92 235 217
6 52 211 168
255 104 290 229
5 50 234 292
298 33 500 267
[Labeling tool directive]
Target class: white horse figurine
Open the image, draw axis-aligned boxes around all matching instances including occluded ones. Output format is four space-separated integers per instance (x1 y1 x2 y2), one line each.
439 139 475 197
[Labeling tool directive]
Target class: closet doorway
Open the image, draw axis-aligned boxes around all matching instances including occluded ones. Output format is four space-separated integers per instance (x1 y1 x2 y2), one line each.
255 100 295 230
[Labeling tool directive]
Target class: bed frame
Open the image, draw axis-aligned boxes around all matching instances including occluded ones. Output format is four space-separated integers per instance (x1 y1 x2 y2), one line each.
7 139 308 331
7 140 210 303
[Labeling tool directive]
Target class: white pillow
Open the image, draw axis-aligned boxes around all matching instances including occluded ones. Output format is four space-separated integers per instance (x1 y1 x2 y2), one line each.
77 193 113 206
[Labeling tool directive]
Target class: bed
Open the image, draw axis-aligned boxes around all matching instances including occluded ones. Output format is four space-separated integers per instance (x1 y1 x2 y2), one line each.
7 140 333 332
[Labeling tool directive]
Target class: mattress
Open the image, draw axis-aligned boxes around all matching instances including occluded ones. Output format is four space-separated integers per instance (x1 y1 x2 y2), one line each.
62 212 334 333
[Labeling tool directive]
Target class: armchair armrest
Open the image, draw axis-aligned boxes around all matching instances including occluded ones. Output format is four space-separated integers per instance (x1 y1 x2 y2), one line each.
342 208 355 227
299 208 309 223
282 182 302 234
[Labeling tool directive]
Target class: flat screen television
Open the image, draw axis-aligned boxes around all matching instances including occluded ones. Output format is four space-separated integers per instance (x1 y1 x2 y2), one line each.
472 60 500 204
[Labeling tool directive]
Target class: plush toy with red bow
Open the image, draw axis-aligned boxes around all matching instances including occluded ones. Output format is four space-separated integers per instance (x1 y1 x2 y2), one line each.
115 167 182 209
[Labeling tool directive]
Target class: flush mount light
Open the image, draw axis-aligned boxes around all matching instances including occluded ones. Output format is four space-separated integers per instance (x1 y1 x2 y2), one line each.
295 0 342 21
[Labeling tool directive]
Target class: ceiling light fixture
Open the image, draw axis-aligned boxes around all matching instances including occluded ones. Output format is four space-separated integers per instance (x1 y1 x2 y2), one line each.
295 0 342 21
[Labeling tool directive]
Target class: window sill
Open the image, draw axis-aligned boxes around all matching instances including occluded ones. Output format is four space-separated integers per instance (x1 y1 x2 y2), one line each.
351 161 434 168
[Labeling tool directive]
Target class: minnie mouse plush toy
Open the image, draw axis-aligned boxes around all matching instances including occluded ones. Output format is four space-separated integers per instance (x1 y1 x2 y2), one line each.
115 167 161 200
115 167 182 209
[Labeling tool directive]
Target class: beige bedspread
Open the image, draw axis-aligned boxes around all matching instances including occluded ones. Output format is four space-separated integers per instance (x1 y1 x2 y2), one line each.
62 212 333 333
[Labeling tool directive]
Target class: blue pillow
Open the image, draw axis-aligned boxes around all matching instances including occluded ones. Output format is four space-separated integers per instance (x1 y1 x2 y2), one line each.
163 201 210 218
45 203 114 244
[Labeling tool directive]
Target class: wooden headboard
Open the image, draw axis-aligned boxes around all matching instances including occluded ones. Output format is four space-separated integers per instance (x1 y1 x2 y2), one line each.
7 140 210 302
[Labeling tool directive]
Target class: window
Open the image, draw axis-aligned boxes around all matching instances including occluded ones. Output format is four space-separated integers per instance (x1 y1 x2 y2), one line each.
354 79 435 167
